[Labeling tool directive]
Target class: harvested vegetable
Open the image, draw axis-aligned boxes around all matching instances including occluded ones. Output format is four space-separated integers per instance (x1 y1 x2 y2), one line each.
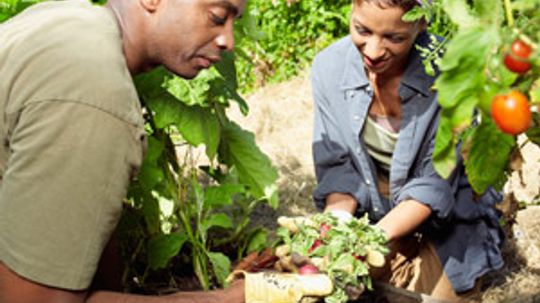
276 213 388 303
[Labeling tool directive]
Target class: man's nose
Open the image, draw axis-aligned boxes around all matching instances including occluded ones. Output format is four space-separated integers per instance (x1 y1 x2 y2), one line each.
216 23 235 51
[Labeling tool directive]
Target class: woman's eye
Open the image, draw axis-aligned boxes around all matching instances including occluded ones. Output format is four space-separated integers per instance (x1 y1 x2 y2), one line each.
355 26 370 36
388 36 406 43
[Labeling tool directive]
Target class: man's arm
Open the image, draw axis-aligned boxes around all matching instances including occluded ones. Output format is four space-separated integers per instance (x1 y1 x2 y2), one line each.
0 262 244 303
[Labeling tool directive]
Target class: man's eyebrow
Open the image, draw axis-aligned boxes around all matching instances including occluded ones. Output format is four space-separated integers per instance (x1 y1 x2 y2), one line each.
212 0 241 18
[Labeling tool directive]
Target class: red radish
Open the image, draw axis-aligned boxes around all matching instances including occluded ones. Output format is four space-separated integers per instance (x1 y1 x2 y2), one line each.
298 264 319 275
320 223 331 237
308 240 322 253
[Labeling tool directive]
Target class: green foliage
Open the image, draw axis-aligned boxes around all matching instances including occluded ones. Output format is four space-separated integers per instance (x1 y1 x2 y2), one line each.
426 0 540 193
235 0 351 92
0 0 279 293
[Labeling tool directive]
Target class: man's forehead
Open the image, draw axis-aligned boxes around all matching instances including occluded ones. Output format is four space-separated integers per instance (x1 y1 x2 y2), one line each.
203 0 245 17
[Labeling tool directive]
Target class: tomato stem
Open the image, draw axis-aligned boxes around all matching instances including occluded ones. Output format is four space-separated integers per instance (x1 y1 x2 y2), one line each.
504 0 514 27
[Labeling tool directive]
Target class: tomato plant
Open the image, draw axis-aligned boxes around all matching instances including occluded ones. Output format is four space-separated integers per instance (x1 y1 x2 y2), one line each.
504 39 533 74
427 0 540 194
491 90 532 135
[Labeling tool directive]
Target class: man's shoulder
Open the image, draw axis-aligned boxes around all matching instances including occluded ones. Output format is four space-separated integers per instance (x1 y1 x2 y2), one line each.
2 1 141 125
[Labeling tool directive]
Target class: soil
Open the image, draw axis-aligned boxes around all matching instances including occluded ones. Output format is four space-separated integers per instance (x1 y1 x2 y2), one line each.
226 71 540 302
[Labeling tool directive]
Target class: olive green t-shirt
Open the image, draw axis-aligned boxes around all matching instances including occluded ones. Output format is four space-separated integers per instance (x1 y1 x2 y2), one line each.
0 0 146 290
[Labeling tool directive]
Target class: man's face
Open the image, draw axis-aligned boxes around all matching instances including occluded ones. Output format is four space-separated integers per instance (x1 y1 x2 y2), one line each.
349 1 423 76
149 0 245 79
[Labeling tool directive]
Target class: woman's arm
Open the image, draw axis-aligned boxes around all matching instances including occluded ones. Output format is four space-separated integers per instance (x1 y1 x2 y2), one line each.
375 200 432 242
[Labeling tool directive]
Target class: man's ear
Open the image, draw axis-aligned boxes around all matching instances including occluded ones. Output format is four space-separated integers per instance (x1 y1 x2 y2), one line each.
139 0 161 13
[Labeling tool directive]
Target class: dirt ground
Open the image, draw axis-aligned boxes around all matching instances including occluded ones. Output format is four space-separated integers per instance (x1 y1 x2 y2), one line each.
226 71 540 302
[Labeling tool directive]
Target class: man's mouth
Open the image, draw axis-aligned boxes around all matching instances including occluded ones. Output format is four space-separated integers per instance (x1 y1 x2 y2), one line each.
196 55 221 69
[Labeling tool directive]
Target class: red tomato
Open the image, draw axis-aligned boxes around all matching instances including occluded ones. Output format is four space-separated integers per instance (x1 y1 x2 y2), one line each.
298 264 319 275
504 39 532 74
308 239 322 254
320 223 331 238
491 91 532 135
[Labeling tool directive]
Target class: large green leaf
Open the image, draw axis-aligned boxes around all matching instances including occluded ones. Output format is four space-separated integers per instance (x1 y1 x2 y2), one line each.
147 95 221 159
433 115 457 178
246 228 268 254
207 252 231 287
465 120 515 193
201 213 233 233
218 121 279 208
138 136 165 191
147 233 188 270
442 0 478 28
205 184 246 207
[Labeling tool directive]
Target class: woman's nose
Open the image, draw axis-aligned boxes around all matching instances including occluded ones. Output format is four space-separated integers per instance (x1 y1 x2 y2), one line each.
363 38 385 60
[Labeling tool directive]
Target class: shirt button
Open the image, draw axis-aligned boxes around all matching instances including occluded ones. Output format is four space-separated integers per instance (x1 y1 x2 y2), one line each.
353 115 360 121
349 91 355 98
365 179 371 185
374 207 379 212
356 147 361 154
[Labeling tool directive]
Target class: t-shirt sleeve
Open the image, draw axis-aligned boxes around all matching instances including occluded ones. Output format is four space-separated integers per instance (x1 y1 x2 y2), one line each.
0 100 144 290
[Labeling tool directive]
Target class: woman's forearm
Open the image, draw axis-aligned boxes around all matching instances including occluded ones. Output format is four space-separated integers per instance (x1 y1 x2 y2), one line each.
376 200 432 242
324 193 358 214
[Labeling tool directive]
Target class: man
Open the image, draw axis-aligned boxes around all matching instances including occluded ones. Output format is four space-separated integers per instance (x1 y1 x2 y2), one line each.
0 0 246 302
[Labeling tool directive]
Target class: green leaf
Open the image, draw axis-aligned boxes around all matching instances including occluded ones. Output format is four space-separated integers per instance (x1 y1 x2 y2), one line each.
246 229 268 254
218 121 279 208
442 0 478 28
531 78 540 104
465 120 515 193
147 97 221 159
205 184 246 207
138 137 165 191
207 252 231 287
147 233 188 270
526 113 540 146
437 26 496 72
202 213 233 232
142 195 161 234
433 115 458 178
402 6 427 22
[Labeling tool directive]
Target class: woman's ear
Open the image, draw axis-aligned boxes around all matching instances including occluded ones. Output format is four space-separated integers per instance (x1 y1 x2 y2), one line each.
139 0 161 13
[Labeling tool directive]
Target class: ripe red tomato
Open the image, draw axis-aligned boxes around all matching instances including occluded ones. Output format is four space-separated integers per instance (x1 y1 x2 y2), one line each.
298 264 319 275
308 239 322 254
319 223 331 238
491 90 532 135
504 39 532 74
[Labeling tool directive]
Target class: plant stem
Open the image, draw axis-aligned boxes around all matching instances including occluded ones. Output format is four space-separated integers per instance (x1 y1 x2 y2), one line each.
504 0 514 27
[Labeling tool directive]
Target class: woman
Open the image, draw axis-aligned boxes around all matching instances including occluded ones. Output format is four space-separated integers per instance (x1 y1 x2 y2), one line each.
310 0 504 301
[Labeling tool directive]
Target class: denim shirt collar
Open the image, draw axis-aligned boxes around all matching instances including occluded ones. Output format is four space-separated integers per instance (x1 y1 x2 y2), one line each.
340 32 435 96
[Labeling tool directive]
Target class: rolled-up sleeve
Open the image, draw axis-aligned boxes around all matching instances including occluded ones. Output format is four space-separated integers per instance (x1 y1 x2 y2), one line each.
311 62 370 212
394 116 455 223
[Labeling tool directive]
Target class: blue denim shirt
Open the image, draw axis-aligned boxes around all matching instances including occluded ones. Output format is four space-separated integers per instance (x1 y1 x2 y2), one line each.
311 33 504 292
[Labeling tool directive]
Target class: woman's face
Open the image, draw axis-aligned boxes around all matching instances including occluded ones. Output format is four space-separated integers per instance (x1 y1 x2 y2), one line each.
350 1 424 76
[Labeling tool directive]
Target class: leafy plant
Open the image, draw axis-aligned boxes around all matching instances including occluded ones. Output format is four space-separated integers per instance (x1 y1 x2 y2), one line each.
276 213 388 303
0 0 279 293
235 0 351 92
407 0 539 195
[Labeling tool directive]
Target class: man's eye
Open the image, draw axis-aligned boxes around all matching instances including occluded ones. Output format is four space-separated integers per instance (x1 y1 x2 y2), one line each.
210 12 227 25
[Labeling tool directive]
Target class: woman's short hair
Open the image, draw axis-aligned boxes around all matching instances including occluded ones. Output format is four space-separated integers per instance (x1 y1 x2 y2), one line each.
353 0 420 11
